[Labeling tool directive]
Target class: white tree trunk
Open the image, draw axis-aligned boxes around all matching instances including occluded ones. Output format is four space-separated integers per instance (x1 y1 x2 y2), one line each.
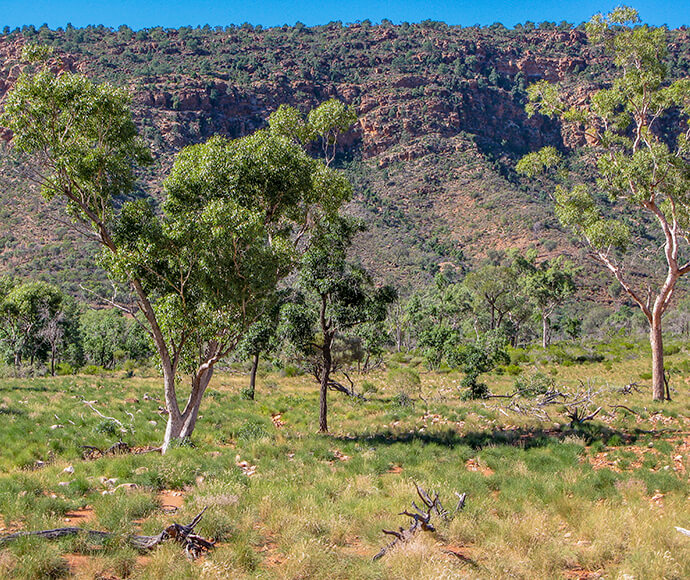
161 366 214 452
650 312 666 401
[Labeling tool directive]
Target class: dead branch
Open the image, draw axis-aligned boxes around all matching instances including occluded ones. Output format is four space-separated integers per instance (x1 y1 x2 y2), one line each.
619 382 644 395
82 400 131 433
373 484 465 560
81 443 161 460
609 404 643 418
566 406 602 427
327 377 367 400
0 508 214 560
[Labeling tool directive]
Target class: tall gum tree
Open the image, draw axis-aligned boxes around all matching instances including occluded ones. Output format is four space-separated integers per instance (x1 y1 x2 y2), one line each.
517 7 690 400
1 54 353 449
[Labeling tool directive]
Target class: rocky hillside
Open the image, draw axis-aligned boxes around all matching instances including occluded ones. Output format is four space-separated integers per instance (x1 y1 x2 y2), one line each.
0 21 688 295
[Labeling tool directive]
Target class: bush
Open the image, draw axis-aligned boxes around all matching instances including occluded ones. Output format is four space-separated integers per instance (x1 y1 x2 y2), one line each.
514 371 554 396
361 380 378 394
55 362 75 376
281 364 301 378
389 351 412 364
509 348 531 365
81 364 105 375
95 418 123 437
460 374 489 400
392 391 414 408
663 344 681 356
387 367 421 397
504 364 522 376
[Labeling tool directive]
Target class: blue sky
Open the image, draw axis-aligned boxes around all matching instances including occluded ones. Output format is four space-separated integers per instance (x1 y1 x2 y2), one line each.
0 1 687 30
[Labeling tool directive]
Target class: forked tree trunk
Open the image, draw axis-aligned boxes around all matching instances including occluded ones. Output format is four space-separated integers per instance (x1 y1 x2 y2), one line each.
248 353 259 400
650 313 666 401
162 366 214 452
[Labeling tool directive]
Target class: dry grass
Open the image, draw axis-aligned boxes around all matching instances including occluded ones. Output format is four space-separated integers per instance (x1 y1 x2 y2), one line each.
0 342 688 578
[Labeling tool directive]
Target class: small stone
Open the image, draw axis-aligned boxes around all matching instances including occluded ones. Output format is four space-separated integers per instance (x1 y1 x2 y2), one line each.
148 420 157 426
50 424 63 430
63 466 74 474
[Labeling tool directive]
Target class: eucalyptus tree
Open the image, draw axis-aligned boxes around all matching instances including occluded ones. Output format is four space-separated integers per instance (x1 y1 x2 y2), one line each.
406 273 470 368
516 6 690 399
513 252 576 348
463 263 522 334
0 280 64 372
2 56 353 449
281 217 397 432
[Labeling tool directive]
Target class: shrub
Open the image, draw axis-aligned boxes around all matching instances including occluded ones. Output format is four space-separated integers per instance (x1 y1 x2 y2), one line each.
281 364 301 378
504 364 522 376
460 374 489 400
361 380 378 394
55 362 75 376
387 367 421 397
663 344 681 356
392 391 414 408
514 371 555 396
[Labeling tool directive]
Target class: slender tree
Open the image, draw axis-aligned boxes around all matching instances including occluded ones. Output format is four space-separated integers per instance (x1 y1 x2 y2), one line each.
282 218 396 432
517 6 690 399
513 252 576 349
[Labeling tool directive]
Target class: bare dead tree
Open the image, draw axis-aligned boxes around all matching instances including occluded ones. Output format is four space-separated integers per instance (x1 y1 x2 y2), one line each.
373 484 466 561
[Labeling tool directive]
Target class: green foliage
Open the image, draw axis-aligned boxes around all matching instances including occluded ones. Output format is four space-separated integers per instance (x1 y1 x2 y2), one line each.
282 217 397 355
513 371 555 396
515 146 561 177
1 66 152 226
80 308 149 369
454 332 510 399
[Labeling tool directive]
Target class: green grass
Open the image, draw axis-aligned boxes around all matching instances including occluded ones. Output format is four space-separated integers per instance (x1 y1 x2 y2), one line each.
0 342 688 578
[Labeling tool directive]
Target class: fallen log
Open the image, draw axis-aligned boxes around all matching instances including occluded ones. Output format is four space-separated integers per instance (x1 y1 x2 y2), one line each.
0 508 214 560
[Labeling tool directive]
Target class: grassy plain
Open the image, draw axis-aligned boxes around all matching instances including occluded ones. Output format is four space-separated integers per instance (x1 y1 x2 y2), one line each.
0 340 688 579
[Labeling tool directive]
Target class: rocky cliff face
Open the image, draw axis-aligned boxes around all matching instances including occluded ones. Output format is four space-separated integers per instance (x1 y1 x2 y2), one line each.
0 23 687 291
